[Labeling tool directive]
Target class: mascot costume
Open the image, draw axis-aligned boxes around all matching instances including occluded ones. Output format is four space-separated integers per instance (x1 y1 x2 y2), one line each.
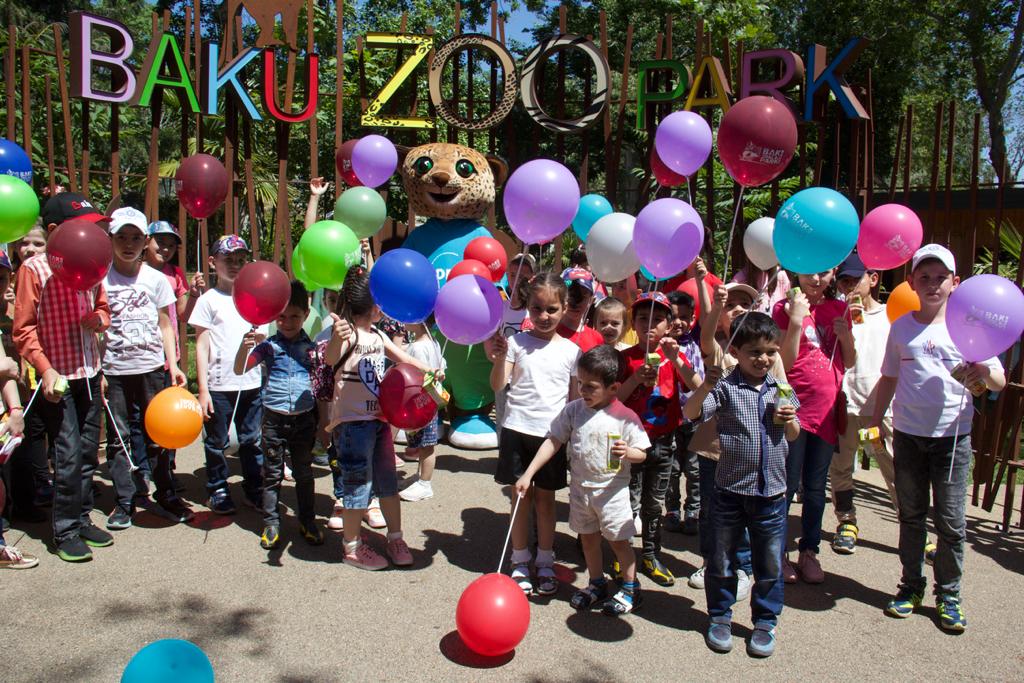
399 143 508 450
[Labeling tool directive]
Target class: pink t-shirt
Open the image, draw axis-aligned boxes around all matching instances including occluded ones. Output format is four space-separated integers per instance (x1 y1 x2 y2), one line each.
772 298 847 444
161 264 189 363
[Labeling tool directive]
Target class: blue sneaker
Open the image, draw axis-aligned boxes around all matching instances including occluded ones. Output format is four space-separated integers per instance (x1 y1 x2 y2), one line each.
936 594 966 632
208 490 237 515
885 585 924 618
705 617 733 653
747 623 776 657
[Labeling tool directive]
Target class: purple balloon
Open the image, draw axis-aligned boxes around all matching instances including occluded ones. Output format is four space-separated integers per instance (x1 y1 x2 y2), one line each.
502 159 580 245
654 111 713 177
633 198 704 279
435 274 504 345
946 274 1024 362
351 135 398 188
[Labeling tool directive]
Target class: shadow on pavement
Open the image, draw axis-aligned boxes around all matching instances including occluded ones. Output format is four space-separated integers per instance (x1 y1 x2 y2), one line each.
565 611 634 641
438 630 515 668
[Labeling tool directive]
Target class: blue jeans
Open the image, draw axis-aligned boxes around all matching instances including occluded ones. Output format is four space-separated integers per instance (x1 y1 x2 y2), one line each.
786 431 835 553
893 430 971 596
203 389 264 498
628 433 674 557
706 488 787 626
333 420 397 510
699 455 752 573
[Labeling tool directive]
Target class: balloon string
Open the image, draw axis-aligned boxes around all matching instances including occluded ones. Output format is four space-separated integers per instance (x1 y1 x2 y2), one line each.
721 186 746 282
498 492 524 573
226 335 256 448
947 383 968 484
20 385 41 421
440 336 449 359
828 301 853 371
642 278 658 357
723 268 780 353
507 252 527 310
104 396 138 472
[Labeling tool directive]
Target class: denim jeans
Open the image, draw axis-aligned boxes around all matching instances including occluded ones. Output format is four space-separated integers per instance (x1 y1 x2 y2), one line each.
785 431 835 553
333 419 397 510
698 455 752 573
893 430 971 596
128 370 174 476
8 404 51 513
105 370 176 513
628 433 674 558
666 424 699 516
327 443 342 500
203 389 264 498
706 488 787 626
261 410 317 526
37 375 102 544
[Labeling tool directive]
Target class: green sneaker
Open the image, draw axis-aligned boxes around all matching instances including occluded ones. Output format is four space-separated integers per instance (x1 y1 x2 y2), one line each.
936 594 966 632
260 525 280 550
885 586 924 618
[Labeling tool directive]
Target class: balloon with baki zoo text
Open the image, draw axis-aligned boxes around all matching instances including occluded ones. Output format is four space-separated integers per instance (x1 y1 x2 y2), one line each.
145 387 204 450
946 274 1024 363
717 95 797 187
857 204 922 270
773 188 859 274
175 153 229 219
232 261 291 326
47 219 112 290
296 220 361 289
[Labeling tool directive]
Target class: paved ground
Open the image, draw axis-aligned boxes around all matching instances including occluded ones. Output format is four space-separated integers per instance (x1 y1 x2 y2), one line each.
5 439 1024 682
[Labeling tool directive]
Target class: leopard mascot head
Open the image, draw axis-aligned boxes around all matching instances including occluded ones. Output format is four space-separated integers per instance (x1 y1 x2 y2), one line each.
398 143 508 220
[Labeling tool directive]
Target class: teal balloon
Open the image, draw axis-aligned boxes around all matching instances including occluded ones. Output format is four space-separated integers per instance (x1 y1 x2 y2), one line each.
334 187 388 239
121 639 213 683
292 244 324 290
572 193 613 241
773 188 859 274
297 220 361 289
0 174 40 242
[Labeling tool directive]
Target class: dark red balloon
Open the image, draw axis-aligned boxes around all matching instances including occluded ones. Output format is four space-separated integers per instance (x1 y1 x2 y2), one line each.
379 363 437 430
456 573 530 656
650 147 687 187
464 237 507 281
176 154 229 219
448 258 492 282
716 96 798 187
335 139 362 187
47 219 113 291
232 261 292 325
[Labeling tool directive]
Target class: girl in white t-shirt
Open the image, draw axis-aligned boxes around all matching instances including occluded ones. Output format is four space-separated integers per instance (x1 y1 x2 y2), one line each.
485 272 580 596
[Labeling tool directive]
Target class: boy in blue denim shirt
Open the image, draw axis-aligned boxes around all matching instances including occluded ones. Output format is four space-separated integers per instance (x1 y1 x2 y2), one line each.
235 281 320 550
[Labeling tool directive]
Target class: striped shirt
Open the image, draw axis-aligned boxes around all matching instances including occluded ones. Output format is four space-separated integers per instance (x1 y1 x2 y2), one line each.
700 368 800 497
13 254 109 380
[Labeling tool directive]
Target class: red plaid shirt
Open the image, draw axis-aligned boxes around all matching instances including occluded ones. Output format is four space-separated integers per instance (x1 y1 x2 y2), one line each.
13 254 110 379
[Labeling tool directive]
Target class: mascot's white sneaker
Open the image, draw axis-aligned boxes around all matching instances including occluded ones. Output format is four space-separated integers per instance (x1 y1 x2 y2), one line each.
447 414 498 450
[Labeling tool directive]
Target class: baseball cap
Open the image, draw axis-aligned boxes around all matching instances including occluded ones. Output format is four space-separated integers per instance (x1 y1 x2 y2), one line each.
561 267 595 293
838 252 868 279
108 207 148 234
40 192 110 227
632 291 672 312
212 234 250 255
0 249 11 272
724 282 758 301
509 253 537 272
148 220 182 243
911 244 956 274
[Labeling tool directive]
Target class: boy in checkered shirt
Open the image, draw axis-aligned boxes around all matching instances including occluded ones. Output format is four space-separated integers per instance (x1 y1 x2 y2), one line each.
684 312 800 658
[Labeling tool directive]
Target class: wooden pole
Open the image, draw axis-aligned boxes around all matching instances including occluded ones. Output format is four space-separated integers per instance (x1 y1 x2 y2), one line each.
335 0 345 190
52 25 79 193
44 75 55 194
942 101 956 246
5 27 14 141
926 102 943 244
19 45 29 158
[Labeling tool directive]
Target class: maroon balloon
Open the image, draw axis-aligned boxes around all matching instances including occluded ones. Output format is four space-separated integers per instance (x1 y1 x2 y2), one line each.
47 219 113 291
650 147 687 188
334 139 362 187
232 261 292 325
716 96 798 187
176 153 229 219
379 363 437 430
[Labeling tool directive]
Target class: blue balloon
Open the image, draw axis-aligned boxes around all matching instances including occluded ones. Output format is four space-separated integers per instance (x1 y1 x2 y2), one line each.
122 639 213 683
369 248 439 323
572 193 613 241
0 138 32 184
773 188 859 274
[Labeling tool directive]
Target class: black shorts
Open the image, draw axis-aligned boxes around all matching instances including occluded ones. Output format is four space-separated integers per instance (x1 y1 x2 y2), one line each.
495 428 567 491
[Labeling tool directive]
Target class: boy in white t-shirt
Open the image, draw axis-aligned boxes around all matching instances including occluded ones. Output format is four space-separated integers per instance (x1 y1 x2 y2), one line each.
831 253 898 554
188 235 268 515
871 244 1005 632
516 345 650 615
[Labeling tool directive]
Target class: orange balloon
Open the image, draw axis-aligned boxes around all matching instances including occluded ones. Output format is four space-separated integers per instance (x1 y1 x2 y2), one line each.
886 281 921 323
145 387 204 449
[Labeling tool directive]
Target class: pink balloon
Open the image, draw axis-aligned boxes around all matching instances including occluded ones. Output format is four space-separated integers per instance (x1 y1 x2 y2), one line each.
857 204 922 270
654 111 713 177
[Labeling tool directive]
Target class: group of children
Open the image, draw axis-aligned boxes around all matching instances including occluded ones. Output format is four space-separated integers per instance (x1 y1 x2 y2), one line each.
0 187 1007 659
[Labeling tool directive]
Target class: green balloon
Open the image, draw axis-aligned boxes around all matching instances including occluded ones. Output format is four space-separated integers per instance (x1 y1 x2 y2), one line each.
0 175 40 243
333 187 387 239
292 244 324 291
297 220 360 289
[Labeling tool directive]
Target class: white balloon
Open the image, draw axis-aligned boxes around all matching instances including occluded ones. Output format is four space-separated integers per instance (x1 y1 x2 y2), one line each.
743 217 778 270
586 212 640 282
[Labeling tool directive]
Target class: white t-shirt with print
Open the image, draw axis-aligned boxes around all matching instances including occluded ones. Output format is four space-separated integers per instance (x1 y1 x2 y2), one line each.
188 288 268 391
502 332 580 437
881 314 1003 438
843 304 891 417
102 264 176 376
500 302 528 338
548 398 651 488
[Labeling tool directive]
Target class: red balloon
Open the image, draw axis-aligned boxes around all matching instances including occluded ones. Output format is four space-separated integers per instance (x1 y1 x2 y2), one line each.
379 363 437 430
650 147 687 187
676 276 716 321
464 237 508 281
47 219 112 291
717 96 798 187
176 154 229 219
233 261 292 325
448 258 492 281
335 139 362 187
456 573 530 656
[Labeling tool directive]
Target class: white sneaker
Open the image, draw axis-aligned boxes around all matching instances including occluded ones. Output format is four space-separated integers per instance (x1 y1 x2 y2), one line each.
328 501 345 531
284 463 294 481
400 479 434 502
633 514 642 537
688 565 706 589
736 568 752 601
